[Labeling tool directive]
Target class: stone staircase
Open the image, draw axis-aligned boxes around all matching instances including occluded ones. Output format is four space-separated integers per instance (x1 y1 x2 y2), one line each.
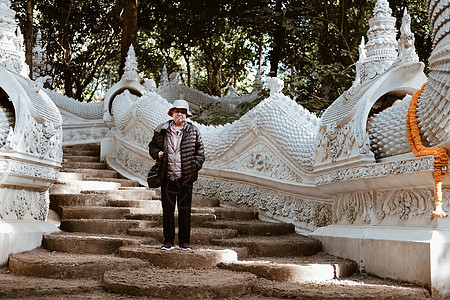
0 144 431 299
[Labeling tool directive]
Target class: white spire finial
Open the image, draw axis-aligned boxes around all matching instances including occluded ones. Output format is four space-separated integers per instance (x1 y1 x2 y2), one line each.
359 37 367 61
267 77 284 97
159 64 169 87
360 0 397 82
373 0 392 17
394 7 419 64
123 44 140 82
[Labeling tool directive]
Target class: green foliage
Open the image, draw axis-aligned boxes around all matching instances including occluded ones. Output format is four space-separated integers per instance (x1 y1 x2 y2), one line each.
190 102 242 126
37 0 122 101
10 0 431 112
138 0 257 97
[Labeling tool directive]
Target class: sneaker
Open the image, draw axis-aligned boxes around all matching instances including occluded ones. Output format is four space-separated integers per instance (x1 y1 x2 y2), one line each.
161 243 175 250
179 244 192 251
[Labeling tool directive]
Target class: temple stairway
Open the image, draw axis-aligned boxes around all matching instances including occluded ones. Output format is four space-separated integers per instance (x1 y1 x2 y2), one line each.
0 144 431 299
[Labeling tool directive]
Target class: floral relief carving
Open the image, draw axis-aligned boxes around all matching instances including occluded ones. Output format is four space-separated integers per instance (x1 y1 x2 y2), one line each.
334 191 373 224
376 188 435 220
224 143 303 183
0 188 48 221
13 189 26 219
24 120 63 161
316 123 355 163
0 158 60 180
63 128 108 144
195 177 332 228
115 143 152 179
125 126 152 148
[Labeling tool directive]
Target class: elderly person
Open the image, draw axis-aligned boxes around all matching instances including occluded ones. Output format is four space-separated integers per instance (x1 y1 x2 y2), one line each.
148 100 205 251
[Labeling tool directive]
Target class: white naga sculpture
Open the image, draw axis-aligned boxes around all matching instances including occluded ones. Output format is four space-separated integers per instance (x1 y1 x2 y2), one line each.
7 0 447 296
97 0 450 296
157 64 263 112
0 0 62 264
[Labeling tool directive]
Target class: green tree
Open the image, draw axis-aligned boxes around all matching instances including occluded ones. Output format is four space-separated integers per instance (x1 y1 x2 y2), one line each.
11 0 430 111
139 0 257 96
35 0 122 101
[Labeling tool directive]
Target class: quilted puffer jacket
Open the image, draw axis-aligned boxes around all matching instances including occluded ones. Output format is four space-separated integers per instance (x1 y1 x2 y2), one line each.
148 121 205 185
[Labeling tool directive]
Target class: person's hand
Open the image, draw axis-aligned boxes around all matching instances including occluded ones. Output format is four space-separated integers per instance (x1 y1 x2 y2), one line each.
158 151 164 159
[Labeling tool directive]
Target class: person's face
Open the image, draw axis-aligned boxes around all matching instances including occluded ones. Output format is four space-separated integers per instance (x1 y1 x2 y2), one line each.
172 108 187 126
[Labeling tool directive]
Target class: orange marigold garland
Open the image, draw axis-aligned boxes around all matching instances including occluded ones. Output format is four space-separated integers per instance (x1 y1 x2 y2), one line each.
406 83 449 218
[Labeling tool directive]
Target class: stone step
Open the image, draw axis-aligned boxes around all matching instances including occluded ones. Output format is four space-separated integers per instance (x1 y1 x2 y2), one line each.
87 177 141 187
252 276 430 299
62 161 107 169
211 234 322 257
202 220 295 236
60 219 157 234
107 199 162 211
119 245 238 269
63 155 100 163
218 252 357 283
63 143 100 150
63 149 100 156
43 232 157 255
125 212 216 226
0 271 103 299
60 168 120 178
192 194 220 207
50 194 116 209
8 248 151 279
192 206 259 221
81 189 156 199
50 191 157 209
128 227 239 244
58 172 85 181
58 173 139 187
103 267 257 298
49 180 121 194
60 206 146 220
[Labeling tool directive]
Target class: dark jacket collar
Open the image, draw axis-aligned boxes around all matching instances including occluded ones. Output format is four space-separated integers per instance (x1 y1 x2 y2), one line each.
156 120 192 133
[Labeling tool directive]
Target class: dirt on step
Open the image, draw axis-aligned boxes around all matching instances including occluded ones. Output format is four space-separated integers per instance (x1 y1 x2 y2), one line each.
0 262 434 299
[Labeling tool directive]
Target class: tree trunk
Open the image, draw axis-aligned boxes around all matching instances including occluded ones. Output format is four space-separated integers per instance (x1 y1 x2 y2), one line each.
25 0 33 79
318 0 331 64
183 52 191 87
269 0 285 77
120 0 138 77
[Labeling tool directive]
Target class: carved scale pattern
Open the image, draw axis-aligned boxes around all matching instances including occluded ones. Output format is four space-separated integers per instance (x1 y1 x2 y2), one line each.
44 88 104 120
112 88 319 172
416 0 450 146
367 95 412 158
158 82 260 113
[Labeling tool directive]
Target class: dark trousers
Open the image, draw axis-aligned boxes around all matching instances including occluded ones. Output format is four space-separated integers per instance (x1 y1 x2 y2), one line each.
161 179 193 246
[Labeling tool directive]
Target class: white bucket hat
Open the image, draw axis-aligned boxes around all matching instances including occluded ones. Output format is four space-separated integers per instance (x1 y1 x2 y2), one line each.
168 99 192 117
